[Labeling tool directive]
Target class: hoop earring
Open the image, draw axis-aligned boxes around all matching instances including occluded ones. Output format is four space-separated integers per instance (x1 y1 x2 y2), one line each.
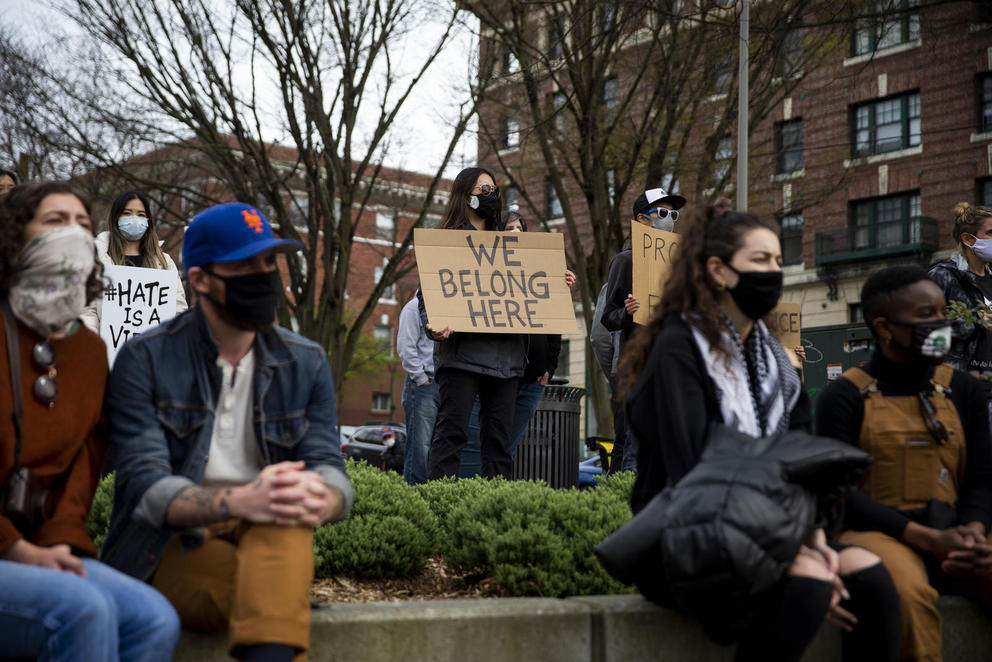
715 282 727 291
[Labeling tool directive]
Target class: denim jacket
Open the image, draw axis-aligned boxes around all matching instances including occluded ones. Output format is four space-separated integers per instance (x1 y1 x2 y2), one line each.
100 305 354 580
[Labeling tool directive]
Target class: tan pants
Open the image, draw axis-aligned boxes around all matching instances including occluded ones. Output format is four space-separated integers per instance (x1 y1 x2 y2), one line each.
839 529 992 662
151 521 314 660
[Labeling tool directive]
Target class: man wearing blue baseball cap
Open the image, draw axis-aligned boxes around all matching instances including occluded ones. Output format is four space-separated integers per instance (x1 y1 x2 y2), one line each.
101 202 354 661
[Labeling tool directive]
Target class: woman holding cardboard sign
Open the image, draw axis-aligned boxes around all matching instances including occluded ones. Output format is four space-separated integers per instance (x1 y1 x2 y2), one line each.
417 167 527 479
81 190 187 333
615 211 900 661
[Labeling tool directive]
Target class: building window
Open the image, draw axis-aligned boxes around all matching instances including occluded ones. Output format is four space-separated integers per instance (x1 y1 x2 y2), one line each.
603 77 619 113
504 186 519 212
849 303 864 324
374 260 395 301
776 119 803 173
502 47 519 75
501 113 519 150
851 191 921 250
550 92 567 137
376 209 396 240
546 180 563 219
371 392 392 414
852 92 920 157
852 0 919 56
979 178 992 206
373 324 393 356
781 213 803 265
777 28 803 78
547 15 565 60
713 136 733 184
710 50 733 93
979 74 992 133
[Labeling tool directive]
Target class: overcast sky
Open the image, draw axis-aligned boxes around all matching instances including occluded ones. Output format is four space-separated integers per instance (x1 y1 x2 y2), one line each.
1 0 479 177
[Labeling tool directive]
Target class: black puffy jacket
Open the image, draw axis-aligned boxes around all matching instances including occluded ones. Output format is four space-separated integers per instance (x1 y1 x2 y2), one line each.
596 424 871 644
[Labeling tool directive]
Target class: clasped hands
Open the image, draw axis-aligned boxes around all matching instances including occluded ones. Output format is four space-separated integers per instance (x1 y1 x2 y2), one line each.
227 461 342 528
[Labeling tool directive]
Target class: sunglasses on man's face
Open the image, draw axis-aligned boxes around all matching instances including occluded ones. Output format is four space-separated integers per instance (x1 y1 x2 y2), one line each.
647 207 678 221
32 341 57 408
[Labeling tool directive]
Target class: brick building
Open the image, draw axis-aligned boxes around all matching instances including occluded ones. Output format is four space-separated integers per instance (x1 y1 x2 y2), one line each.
87 140 449 428
474 2 992 435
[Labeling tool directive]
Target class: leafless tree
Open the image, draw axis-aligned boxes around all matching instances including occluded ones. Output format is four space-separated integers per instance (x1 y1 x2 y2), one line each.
47 0 478 393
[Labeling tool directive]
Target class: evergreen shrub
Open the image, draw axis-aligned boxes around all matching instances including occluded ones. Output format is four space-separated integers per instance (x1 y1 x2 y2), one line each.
313 459 437 579
86 472 115 548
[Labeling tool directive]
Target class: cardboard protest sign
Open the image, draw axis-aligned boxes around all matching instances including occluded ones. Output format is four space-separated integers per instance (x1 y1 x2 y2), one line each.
100 264 179 366
414 228 577 334
631 221 680 325
764 302 802 350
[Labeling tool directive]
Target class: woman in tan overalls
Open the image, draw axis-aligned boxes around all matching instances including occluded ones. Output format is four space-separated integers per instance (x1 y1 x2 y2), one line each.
817 265 992 662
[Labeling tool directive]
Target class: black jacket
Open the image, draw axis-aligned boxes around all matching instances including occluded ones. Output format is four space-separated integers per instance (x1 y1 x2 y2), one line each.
928 255 990 370
601 245 635 346
522 334 561 383
625 315 811 513
596 424 871 644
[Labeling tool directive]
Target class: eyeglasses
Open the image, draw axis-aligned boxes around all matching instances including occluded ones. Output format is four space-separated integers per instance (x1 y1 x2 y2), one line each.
32 341 57 408
647 207 678 221
473 184 499 196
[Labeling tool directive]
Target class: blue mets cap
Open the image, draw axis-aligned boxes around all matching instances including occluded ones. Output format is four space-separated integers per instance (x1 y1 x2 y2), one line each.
182 202 303 272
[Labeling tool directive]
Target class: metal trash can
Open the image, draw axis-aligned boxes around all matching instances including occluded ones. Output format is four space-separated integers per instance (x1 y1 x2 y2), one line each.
511 385 585 488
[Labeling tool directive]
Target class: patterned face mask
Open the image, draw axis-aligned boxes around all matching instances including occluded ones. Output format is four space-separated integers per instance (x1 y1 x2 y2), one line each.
8 224 96 338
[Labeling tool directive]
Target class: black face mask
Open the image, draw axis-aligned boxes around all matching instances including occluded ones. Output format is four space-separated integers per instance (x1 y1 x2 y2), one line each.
204 269 281 329
469 192 500 224
888 319 952 365
726 264 783 320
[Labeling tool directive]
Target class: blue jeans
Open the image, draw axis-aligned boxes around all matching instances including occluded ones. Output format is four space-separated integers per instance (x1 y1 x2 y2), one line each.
402 375 439 485
0 557 180 662
509 381 545 457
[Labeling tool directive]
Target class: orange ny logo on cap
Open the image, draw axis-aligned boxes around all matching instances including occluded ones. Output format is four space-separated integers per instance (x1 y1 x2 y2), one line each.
241 209 264 234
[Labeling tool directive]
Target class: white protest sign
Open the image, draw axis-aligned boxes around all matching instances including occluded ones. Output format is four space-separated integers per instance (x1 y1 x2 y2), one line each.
100 264 178 366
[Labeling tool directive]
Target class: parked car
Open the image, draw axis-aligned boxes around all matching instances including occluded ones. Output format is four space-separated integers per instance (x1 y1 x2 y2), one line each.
340 423 407 473
339 424 359 445
578 455 602 489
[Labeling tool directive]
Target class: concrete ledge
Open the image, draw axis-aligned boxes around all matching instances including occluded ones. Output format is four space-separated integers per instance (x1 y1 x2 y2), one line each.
173 595 990 661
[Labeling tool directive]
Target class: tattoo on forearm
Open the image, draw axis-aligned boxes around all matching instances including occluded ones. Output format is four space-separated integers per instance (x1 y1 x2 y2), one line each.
166 486 224 527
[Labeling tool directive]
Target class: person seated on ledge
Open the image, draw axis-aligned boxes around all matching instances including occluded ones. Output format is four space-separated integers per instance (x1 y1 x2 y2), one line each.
100 202 354 662
0 181 179 662
817 266 992 662
619 210 900 662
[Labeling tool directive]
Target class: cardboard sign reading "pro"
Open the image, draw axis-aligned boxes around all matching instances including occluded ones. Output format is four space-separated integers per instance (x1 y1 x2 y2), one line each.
414 228 577 334
631 221 680 326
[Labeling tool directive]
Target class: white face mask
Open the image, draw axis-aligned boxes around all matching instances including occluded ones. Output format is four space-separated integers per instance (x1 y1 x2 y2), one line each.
651 217 675 232
966 235 992 264
8 224 96 337
117 215 149 241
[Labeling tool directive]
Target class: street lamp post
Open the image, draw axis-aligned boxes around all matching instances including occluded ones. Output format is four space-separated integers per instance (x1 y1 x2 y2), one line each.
736 0 749 211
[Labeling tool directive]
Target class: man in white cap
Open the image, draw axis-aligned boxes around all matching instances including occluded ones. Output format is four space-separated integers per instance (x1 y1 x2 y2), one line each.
600 188 686 472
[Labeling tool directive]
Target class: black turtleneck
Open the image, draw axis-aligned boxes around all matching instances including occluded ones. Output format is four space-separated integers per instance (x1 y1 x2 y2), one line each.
815 351 992 539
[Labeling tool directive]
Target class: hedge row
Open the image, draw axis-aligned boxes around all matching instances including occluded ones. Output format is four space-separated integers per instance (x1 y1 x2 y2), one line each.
87 460 635 597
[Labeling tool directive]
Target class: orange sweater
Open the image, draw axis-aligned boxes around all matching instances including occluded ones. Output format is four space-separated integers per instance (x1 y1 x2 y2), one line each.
0 317 108 556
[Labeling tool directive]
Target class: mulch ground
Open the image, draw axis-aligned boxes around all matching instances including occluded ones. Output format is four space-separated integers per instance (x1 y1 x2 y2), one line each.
310 557 507 603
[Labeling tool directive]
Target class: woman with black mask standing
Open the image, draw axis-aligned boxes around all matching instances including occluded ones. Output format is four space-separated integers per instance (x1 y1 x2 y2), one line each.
417 166 525 479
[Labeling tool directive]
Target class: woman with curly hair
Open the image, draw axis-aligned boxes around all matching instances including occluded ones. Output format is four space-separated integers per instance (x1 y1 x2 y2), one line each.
617 209 900 661
80 190 187 332
0 181 180 661
928 202 992 389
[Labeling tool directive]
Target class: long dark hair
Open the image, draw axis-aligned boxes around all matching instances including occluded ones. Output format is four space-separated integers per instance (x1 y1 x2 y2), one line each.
618 209 781 396
0 181 103 302
439 166 502 230
107 190 169 269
